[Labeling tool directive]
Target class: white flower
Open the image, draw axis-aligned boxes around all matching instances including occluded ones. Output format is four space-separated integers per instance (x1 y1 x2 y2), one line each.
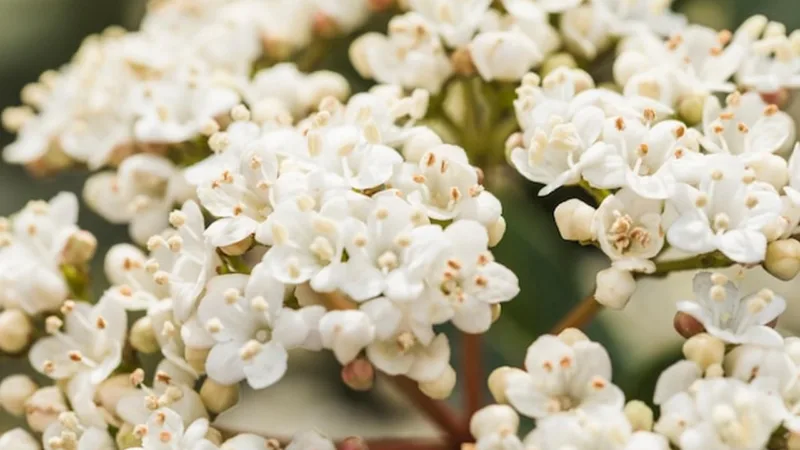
184 120 266 187
503 335 624 419
676 272 786 345
30 298 127 384
594 0 687 37
409 0 491 48
246 64 349 118
469 31 542 82
350 13 453 94
724 341 797 391
666 158 782 264
422 220 519 334
131 408 217 450
581 117 699 199
196 266 322 389
701 91 795 157
366 331 451 383
592 188 664 273
43 412 114 450
0 428 39 450
737 30 800 92
560 5 613 60
319 310 376 364
470 405 524 450
339 195 443 302
503 0 580 15
660 378 786 450
103 243 169 311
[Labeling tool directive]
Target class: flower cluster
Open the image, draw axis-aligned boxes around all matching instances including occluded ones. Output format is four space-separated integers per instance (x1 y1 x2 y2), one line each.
471 272 798 450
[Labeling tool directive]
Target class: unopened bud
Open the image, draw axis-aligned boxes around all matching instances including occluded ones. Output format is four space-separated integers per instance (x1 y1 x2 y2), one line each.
0 375 37 416
624 400 654 431
185 347 210 375
487 217 506 248
558 328 589 346
613 51 649 86
116 423 142 449
0 428 39 450
469 404 519 440
25 387 66 433
97 374 134 415
341 359 375 392
554 199 596 242
339 436 369 450
130 316 159 354
678 95 706 126
402 127 443 164
682 333 725 369
0 309 33 353
200 379 240 414
488 366 524 404
765 239 800 281
61 230 97 264
418 365 456 400
673 311 705 339
594 267 636 310
219 235 254 257
490 304 501 323
747 153 789 191
205 427 223 446
705 363 724 378
541 53 578 77
450 47 476 77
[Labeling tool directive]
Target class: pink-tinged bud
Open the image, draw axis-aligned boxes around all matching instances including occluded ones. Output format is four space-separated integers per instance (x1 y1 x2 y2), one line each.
339 436 369 450
673 312 705 339
341 359 374 391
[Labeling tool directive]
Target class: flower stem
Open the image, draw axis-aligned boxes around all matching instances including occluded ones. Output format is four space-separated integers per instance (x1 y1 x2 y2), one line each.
462 333 483 420
653 252 734 275
391 376 471 445
550 293 603 335
362 440 450 450
578 180 610 206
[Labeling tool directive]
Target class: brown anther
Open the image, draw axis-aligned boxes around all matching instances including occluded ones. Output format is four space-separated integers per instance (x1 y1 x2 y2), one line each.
542 361 554 372
68 351 82 362
424 152 436 167
118 285 133 296
674 125 686 138
559 356 572 368
643 108 656 122
412 174 426 184
638 143 649 155
764 104 779 116
718 30 732 45
591 377 607 389
474 275 488 287
446 259 462 270
96 317 107 329
719 112 735 120
737 122 749 133
615 117 626 131
709 46 723 57
155 371 172 384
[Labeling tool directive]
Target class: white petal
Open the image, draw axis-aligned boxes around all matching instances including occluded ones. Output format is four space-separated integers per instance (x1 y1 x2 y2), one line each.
653 360 701 405
243 341 288 389
206 342 246 385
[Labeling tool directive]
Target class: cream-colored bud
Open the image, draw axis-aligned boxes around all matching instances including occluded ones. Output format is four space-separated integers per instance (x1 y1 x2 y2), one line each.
219 235 254 257
469 404 519 440
130 316 159 354
97 374 134 415
613 51 649 86
116 423 142 450
205 428 223 446
624 400 654 431
0 428 40 450
0 309 33 353
765 239 800 281
402 127 443 163
747 153 789 191
705 363 724 378
185 347 210 375
678 95 706 126
490 304 501 323
541 53 578 77
558 328 589 346
683 333 725 370
554 199 596 242
339 437 369 450
789 432 800 450
487 366 525 404
61 230 97 264
349 34 379 78
25 387 67 433
0 375 37 416
487 217 506 248
594 267 636 310
200 379 240 414
418 365 456 400
307 72 351 107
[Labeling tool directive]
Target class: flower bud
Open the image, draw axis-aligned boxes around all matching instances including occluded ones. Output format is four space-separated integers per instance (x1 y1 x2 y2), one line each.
200 379 240 414
185 347 210 375
469 404 519 440
450 47 476 77
554 199 596 242
624 400 653 431
0 309 33 353
594 267 636 310
765 238 800 281
613 51 649 86
418 365 456 399
25 387 67 433
0 375 37 416
705 363 724 378
61 230 97 264
487 366 525 404
490 304 501 323
541 52 578 77
487 217 506 248
97 374 134 415
130 316 160 354
0 428 39 450
469 31 542 82
306 72 350 108
116 423 142 450
205 428 223 446
403 127 443 164
673 311 705 339
558 328 589 346
219 235 254 256
349 34 379 78
747 153 789 191
678 95 706 126
341 359 375 392
339 437 368 450
682 333 725 370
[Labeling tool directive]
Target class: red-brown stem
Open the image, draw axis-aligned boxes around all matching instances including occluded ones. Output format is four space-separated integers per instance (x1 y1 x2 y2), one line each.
360 439 450 450
550 293 603 335
462 333 483 421
391 376 471 445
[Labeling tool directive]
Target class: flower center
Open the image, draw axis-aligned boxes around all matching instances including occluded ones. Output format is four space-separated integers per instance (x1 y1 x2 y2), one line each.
608 211 650 253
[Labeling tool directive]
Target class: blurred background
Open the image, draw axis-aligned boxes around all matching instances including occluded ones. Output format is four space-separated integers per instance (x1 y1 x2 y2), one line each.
1 0 800 442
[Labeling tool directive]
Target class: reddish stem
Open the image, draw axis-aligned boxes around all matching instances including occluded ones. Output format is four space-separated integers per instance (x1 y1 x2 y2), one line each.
462 333 483 421
391 376 471 445
357 439 450 450
550 293 602 335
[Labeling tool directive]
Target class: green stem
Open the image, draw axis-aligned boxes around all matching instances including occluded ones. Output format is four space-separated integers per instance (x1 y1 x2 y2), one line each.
653 252 734 275
578 179 611 206
61 263 92 302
